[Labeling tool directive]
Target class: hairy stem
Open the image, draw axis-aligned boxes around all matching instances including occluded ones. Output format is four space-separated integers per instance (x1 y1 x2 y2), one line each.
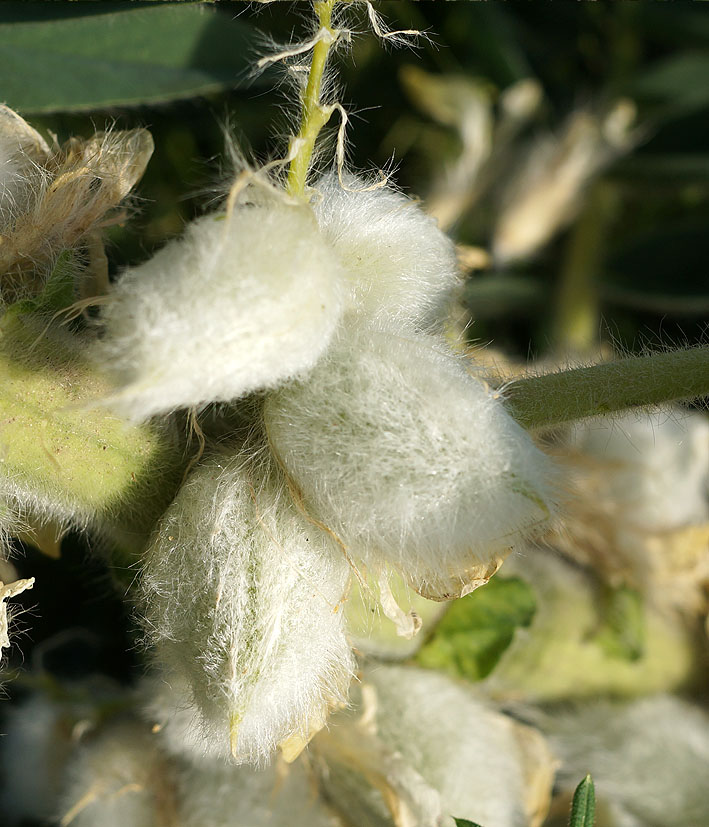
504 346 709 430
286 0 339 197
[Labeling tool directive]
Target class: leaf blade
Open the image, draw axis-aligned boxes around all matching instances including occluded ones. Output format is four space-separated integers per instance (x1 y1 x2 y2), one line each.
569 775 596 827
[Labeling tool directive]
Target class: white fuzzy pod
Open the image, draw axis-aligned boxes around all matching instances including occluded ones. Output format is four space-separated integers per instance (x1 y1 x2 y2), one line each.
314 664 552 827
312 173 460 329
97 193 344 421
0 104 49 226
264 322 556 600
0 694 65 825
178 756 343 827
571 410 709 534
58 720 172 827
141 449 354 765
547 695 709 827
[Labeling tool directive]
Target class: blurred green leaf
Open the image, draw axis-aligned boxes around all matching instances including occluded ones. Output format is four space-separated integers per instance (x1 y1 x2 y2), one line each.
613 154 709 182
0 2 255 113
569 775 596 827
454 819 484 827
415 577 536 681
464 275 547 319
630 53 709 119
593 586 645 662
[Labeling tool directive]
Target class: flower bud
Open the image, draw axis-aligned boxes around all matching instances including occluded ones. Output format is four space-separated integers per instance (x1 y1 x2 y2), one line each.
97 191 344 421
313 173 460 330
264 321 556 600
141 449 354 765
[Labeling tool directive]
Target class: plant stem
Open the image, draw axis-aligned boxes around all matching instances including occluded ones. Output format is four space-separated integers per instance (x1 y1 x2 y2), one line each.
552 182 619 354
286 0 339 197
504 345 709 431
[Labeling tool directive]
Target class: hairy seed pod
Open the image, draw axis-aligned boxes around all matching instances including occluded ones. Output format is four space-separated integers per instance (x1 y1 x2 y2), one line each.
545 695 709 827
177 755 343 827
313 173 460 330
58 720 175 827
141 448 354 765
97 190 344 421
264 321 556 600
313 664 555 827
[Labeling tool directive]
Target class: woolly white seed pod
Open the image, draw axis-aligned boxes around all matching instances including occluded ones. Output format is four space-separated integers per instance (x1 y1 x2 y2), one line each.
97 192 344 421
58 720 174 827
0 693 66 824
545 695 709 827
314 664 554 827
571 409 709 534
177 755 343 827
141 449 354 765
264 321 556 600
0 104 50 225
312 173 460 329
0 680 128 825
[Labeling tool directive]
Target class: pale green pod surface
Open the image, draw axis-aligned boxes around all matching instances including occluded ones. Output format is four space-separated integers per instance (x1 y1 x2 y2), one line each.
545 695 709 827
0 313 179 542
484 549 695 702
264 321 556 601
313 664 553 827
177 755 344 827
96 194 344 422
141 449 354 766
344 571 447 660
313 174 460 330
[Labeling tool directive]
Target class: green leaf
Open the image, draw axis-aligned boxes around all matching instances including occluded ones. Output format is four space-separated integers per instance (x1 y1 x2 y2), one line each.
453 819 484 827
593 585 645 662
0 3 257 113
630 53 709 120
569 775 596 827
415 577 536 681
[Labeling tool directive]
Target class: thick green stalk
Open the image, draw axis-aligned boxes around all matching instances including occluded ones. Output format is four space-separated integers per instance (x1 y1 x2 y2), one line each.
286 0 339 197
504 346 709 431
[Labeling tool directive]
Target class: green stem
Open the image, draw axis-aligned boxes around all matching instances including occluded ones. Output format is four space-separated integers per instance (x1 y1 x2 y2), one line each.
504 346 709 431
286 0 339 197
552 182 619 354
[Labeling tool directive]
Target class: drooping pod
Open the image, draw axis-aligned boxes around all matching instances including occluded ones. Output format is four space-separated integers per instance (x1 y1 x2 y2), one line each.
264 320 556 600
177 754 344 827
312 664 555 827
543 695 709 827
141 447 354 765
58 719 175 827
312 173 460 330
96 183 345 421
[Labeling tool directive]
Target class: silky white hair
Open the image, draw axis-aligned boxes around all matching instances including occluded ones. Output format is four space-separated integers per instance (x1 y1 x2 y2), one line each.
265 319 556 600
141 447 354 765
312 172 460 330
96 194 344 421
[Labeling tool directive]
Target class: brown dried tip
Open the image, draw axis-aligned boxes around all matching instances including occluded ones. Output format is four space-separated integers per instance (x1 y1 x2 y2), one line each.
0 106 153 303
412 552 509 602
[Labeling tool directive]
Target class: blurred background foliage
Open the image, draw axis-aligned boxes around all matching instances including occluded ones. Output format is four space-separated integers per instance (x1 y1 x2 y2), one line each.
2 0 709 776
